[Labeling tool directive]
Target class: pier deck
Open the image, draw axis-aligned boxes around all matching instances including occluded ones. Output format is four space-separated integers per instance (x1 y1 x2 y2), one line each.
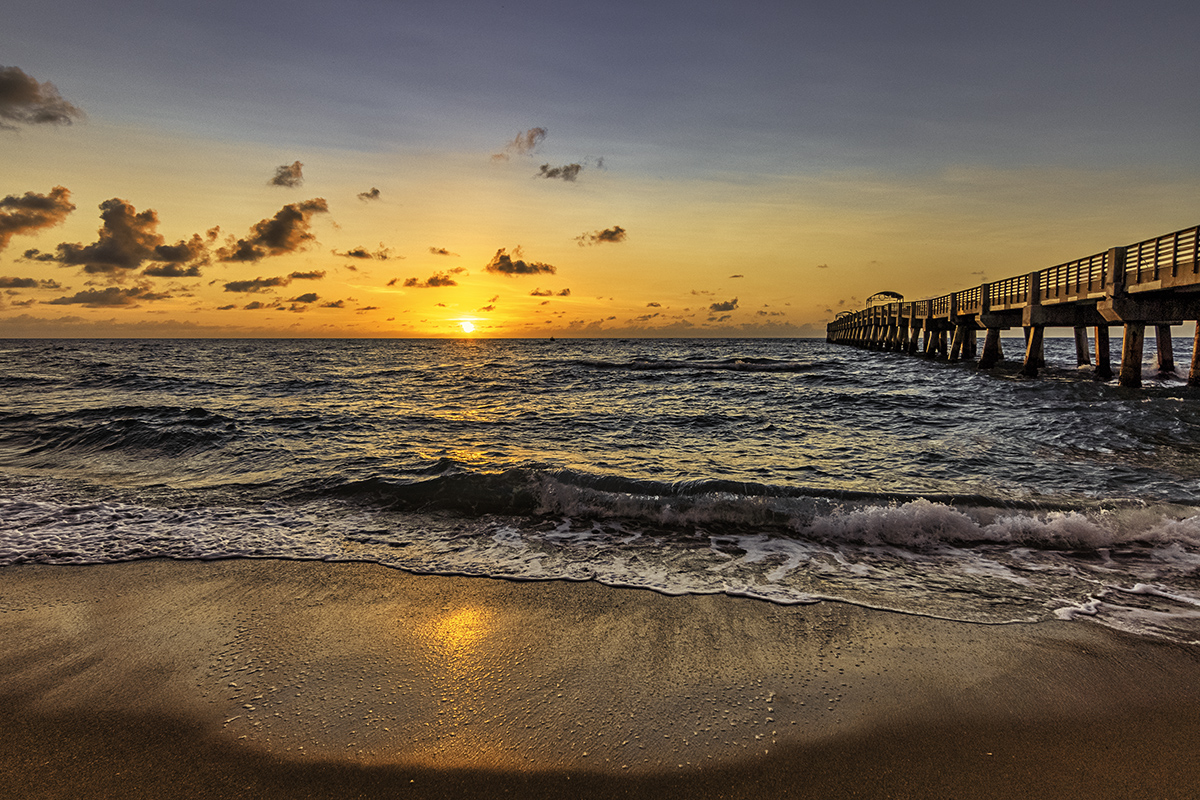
825 223 1200 387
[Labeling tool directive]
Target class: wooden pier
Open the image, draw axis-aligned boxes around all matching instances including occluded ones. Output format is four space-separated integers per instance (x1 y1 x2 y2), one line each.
825 223 1200 387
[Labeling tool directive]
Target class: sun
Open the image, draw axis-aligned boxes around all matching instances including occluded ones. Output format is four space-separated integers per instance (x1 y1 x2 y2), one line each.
460 321 475 333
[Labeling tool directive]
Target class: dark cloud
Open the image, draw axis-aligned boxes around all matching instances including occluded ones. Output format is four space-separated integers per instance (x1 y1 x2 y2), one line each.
143 263 202 278
45 284 169 307
216 304 236 310
492 127 547 161
536 163 582 182
288 270 325 280
709 298 739 312
756 310 785 317
0 67 85 129
243 300 277 310
530 288 552 297
269 161 304 188
332 245 390 260
403 271 458 288
484 247 556 277
816 263 830 269
386 278 398 287
288 292 319 303
557 288 570 297
357 187 381 201
646 301 661 307
0 277 37 288
575 225 626 246
223 276 291 293
730 274 744 278
217 199 329 263
428 246 458 257
25 198 212 279
711 314 733 323
321 300 346 308
478 304 495 312
356 306 380 313
0 186 75 251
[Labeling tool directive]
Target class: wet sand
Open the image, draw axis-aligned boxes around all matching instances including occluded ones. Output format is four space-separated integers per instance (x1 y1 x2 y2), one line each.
2 558 1199 799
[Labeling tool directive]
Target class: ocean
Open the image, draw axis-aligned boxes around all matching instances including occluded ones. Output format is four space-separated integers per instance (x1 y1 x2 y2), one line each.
3 337 1200 643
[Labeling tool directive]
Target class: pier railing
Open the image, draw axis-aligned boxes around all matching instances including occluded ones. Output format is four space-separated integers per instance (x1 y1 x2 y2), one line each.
826 222 1200 339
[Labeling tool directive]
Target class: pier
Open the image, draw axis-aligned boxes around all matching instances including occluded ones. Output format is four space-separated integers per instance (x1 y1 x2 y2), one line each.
825 223 1200 387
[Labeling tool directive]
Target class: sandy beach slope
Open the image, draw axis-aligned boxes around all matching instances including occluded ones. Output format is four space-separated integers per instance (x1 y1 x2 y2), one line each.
2 558 1199 799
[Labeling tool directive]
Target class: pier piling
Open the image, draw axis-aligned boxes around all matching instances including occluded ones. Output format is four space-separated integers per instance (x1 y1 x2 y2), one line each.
1120 323 1145 388
1095 326 1113 380
1156 325 1175 373
1074 327 1091 367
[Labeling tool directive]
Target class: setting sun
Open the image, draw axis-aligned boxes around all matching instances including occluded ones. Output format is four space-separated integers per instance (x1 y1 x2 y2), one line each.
460 321 475 334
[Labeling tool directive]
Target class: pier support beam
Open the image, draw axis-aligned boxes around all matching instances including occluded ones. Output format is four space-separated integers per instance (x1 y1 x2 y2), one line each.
978 328 1003 369
1119 322 1145 388
1095 326 1113 380
964 328 977 360
1074 327 1091 367
1156 324 1175 372
1021 326 1044 377
949 324 967 362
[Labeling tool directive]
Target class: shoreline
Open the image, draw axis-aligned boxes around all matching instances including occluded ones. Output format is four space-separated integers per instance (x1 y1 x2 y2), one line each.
3 558 1199 799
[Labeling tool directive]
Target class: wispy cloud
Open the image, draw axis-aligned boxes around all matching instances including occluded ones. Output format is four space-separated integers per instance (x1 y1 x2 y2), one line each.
45 284 169 307
223 276 291 293
332 245 391 260
491 127 547 161
0 67 85 129
269 161 304 188
536 163 582 182
357 187 381 201
709 298 738 312
575 225 626 246
403 271 459 288
0 186 75 251
428 246 458 257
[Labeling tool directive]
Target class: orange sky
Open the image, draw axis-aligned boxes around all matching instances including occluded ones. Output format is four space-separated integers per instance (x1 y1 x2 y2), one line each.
3 1 1199 338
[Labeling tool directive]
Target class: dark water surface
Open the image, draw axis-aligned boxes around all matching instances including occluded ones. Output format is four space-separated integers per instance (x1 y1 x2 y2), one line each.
4 337 1200 641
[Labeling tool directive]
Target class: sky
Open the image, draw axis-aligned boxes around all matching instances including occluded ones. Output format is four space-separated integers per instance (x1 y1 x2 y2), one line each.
2 0 1199 338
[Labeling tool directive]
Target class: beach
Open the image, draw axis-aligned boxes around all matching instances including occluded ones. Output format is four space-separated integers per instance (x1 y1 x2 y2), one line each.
3 558 1199 799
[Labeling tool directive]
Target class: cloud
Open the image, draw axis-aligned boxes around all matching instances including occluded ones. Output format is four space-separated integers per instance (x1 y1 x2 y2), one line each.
332 245 390 260
403 271 458 288
288 270 325 280
269 161 304 187
24 198 212 278
646 301 661 307
45 284 169 307
428 246 458 257
729 274 744 278
557 288 570 297
530 288 552 297
321 299 345 308
0 67 85 129
575 225 626 246
492 127 547 161
288 292 319 303
816 263 830 269
243 300 277 310
223 276 291 293
536 163 582 182
217 199 328 262
0 277 38 288
143 263 202 277
484 247 556 277
357 187 381 201
0 186 76 251
709 298 739 312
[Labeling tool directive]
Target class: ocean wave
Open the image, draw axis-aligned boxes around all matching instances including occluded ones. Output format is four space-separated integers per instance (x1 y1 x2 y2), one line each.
0 406 237 459
566 357 826 373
